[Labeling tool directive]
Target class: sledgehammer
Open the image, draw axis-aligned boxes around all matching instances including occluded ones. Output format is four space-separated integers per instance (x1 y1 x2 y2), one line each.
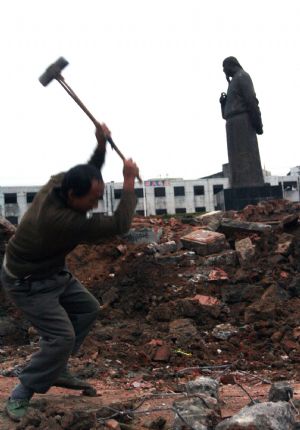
39 57 142 183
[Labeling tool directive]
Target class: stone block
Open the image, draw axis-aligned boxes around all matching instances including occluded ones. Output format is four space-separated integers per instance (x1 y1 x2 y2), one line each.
235 237 255 267
181 229 228 256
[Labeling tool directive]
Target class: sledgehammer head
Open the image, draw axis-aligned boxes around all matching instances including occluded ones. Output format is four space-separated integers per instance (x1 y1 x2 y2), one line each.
39 57 69 86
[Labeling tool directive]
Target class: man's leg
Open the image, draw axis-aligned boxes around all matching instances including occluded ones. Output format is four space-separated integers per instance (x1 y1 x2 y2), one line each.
1 270 76 389
51 272 100 392
59 272 100 355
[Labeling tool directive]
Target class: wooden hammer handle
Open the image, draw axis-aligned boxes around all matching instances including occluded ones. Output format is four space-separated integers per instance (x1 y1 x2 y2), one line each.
56 77 142 183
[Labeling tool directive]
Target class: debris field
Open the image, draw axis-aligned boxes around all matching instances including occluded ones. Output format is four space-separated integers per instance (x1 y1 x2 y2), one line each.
1 199 300 429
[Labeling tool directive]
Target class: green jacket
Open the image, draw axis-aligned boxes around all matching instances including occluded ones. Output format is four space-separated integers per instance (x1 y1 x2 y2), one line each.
6 148 137 279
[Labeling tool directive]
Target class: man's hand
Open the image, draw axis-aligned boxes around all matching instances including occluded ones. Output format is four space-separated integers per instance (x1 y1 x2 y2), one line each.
123 158 140 192
95 122 111 151
219 92 227 105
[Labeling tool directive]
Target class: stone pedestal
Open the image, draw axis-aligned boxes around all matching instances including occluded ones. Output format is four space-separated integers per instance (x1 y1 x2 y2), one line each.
216 185 283 211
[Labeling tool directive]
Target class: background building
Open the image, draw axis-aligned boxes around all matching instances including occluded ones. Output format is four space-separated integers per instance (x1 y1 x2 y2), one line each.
1 168 299 224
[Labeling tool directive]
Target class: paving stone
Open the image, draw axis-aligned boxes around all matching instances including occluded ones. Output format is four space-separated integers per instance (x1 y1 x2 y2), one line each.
181 229 229 256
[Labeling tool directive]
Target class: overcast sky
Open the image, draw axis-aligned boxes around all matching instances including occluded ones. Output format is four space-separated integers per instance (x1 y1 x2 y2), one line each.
0 0 299 186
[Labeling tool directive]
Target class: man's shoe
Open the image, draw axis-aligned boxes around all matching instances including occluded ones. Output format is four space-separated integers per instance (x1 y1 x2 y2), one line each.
54 370 92 390
5 398 29 422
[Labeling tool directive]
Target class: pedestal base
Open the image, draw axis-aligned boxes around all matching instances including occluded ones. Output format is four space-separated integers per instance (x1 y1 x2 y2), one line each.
216 185 283 211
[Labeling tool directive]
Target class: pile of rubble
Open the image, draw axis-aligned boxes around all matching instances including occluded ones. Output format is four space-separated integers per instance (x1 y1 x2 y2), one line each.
1 198 300 429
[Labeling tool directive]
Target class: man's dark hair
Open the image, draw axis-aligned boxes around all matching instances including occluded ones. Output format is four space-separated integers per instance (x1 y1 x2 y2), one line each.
61 164 103 199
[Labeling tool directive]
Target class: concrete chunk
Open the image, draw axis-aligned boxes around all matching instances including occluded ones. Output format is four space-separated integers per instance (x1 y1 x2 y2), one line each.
268 381 293 402
186 376 220 400
173 395 220 430
181 229 229 256
220 218 272 233
216 401 295 429
235 237 255 267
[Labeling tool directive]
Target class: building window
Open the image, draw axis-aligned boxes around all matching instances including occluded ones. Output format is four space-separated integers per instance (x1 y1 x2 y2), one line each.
175 208 186 214
4 193 17 204
26 192 37 203
136 209 144 216
135 188 144 198
6 216 18 225
114 189 122 199
281 181 298 191
174 186 185 196
154 187 166 197
194 185 205 196
156 209 167 215
213 184 224 194
195 206 206 213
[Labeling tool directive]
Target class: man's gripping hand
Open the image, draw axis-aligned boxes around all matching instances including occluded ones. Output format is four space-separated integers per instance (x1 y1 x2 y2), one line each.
95 122 111 151
123 159 140 192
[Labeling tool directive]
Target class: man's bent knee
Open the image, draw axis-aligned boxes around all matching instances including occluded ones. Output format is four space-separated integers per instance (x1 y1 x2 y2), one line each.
55 333 76 355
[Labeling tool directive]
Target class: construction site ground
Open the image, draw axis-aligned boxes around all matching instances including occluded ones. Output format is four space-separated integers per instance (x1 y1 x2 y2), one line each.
1 199 300 429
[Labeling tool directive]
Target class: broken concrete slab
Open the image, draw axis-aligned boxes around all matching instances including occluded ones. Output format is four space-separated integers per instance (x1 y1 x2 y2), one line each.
196 210 223 231
219 218 272 234
215 401 295 429
181 229 229 256
123 227 163 244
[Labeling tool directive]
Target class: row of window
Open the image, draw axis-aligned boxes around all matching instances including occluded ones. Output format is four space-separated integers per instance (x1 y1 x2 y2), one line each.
2 184 225 204
114 185 224 199
3 181 299 205
3 192 37 204
154 207 206 215
3 184 226 205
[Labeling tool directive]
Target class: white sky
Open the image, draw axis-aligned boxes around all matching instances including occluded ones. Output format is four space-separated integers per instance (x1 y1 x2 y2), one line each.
0 0 299 185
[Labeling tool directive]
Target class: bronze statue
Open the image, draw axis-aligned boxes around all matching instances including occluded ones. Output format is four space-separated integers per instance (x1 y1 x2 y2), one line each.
220 57 264 188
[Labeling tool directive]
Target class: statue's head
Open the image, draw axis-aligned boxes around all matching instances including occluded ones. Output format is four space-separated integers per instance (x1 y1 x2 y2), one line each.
223 57 242 79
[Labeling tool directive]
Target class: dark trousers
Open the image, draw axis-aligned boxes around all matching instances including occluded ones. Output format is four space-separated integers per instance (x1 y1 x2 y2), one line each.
1 267 100 393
